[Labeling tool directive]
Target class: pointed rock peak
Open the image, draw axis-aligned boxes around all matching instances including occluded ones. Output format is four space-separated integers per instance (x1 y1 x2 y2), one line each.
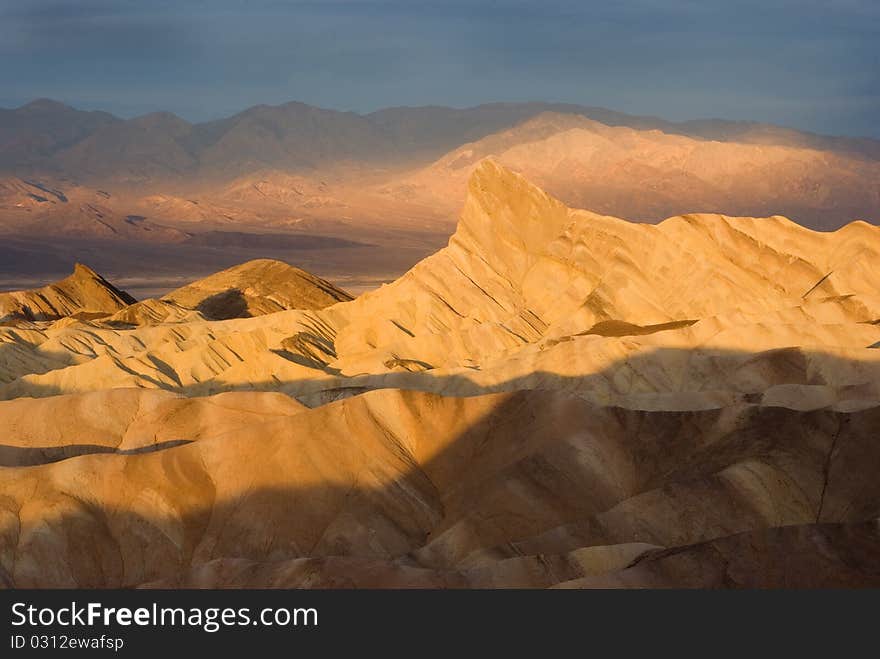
467 159 565 214
459 160 570 251
72 263 101 280
68 264 137 304
469 158 525 191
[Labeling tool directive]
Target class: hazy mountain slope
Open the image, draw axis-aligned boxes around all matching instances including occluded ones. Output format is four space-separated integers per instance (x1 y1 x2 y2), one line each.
365 102 575 159
388 113 880 228
369 101 880 161
0 99 118 171
185 102 392 178
3 98 879 185
1 100 394 183
0 176 191 241
0 175 70 202
0 176 69 218
53 112 196 183
1 98 878 262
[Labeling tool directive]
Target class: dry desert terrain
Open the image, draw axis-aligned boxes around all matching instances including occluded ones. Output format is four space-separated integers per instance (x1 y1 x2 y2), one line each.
1 161 879 588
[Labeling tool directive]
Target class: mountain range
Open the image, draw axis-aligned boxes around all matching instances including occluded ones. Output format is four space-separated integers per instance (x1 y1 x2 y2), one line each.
2 97 879 297
4 98 880 184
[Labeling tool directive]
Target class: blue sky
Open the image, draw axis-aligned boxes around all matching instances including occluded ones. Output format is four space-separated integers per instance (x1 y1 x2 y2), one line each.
1 0 877 137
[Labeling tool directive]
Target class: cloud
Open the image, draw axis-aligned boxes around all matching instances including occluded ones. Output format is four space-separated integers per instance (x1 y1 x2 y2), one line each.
0 0 877 136
0 1 194 59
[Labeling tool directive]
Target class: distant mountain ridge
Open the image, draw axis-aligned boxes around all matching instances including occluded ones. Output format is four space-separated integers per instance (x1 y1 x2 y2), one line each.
0 99 119 170
3 98 879 186
387 112 880 229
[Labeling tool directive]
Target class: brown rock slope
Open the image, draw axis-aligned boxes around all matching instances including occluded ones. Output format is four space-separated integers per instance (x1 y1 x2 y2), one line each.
0 389 878 588
0 161 879 587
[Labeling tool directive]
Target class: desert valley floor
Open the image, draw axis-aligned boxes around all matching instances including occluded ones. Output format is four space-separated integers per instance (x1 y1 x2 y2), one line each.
1 161 879 588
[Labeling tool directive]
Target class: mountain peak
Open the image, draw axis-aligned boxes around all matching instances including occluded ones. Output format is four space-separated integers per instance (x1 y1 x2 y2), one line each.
0 263 135 323
72 262 100 279
67 263 137 304
452 159 572 280
162 258 352 320
129 111 192 133
465 158 568 231
20 98 72 113
470 157 533 186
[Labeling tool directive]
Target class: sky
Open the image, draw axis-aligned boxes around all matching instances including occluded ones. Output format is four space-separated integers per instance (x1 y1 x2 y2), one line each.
0 0 877 137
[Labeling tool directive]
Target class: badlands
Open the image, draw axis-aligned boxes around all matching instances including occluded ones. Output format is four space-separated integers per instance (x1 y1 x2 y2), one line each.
0 160 879 588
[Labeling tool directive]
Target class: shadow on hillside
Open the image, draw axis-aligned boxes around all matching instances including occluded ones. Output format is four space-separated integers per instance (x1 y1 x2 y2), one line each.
0 340 78 400
1 342 880 588
184 342 880 410
0 439 192 467
195 289 249 320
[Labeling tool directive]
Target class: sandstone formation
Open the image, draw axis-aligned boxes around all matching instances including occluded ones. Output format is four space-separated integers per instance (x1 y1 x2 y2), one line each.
0 161 878 588
160 258 353 320
0 263 135 324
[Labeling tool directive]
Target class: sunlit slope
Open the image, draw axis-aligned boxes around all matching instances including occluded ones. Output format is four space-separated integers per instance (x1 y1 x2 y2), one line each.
1 161 878 408
0 263 134 323
163 258 352 318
